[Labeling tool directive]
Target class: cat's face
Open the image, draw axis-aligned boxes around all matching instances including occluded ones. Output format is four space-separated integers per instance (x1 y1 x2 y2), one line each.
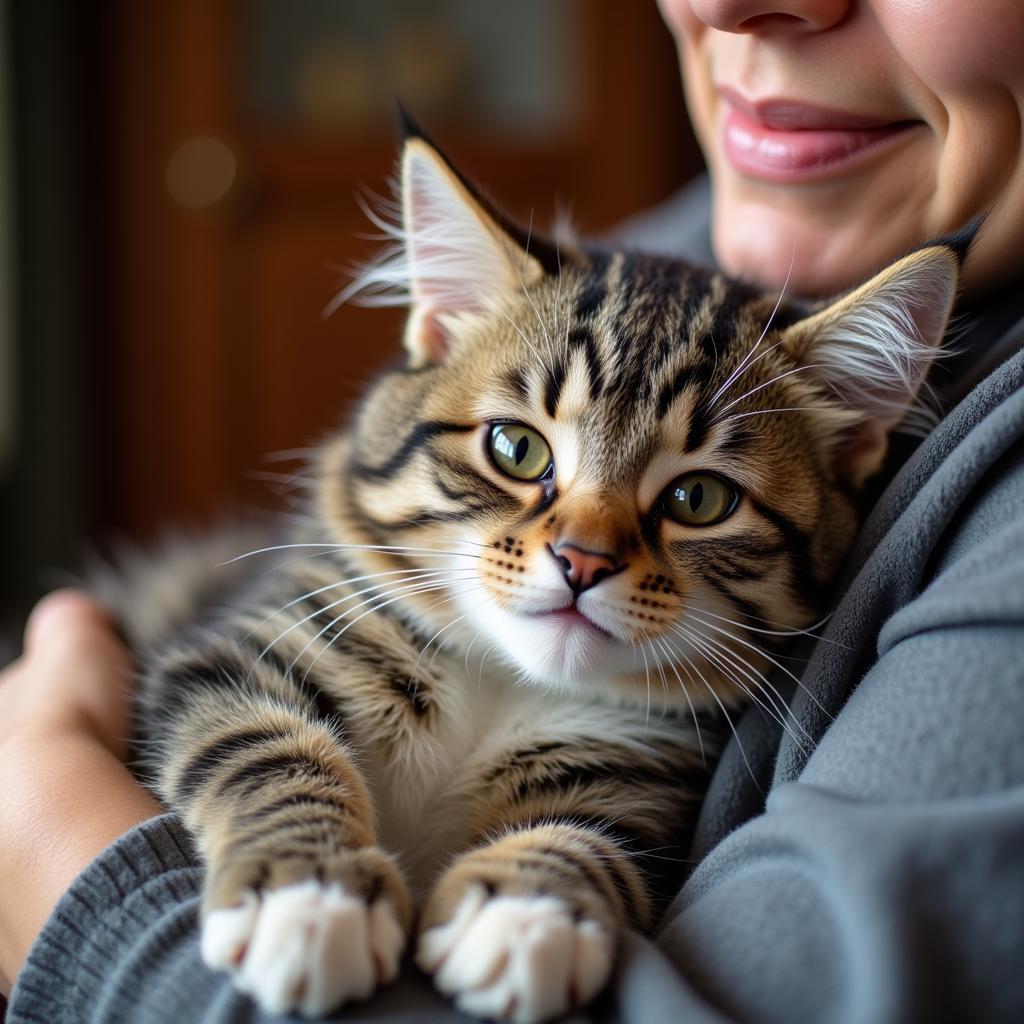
324 135 962 710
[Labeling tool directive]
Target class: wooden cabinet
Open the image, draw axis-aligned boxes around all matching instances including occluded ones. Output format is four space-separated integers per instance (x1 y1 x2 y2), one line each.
93 0 701 537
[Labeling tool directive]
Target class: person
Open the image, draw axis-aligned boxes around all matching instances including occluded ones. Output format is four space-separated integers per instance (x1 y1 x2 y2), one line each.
4 0 1024 1019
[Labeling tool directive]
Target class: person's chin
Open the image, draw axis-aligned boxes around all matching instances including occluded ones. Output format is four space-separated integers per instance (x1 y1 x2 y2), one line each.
704 117 937 299
707 146 936 298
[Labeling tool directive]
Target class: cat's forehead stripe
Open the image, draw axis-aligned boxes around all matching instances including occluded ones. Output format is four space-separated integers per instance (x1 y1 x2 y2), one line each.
543 328 605 421
574 249 611 321
501 366 530 402
473 254 803 481
655 361 713 421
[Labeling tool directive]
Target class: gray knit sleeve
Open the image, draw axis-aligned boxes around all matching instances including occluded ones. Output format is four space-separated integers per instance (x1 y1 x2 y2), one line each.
6 815 474 1023
8 815 218 1024
654 396 1024 1023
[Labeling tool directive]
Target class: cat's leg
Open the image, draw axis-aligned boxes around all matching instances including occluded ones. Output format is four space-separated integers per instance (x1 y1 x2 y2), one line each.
143 644 411 1018
417 820 646 1024
416 726 707 1024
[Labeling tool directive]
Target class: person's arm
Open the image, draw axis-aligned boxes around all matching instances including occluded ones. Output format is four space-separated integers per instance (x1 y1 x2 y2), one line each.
0 593 162 992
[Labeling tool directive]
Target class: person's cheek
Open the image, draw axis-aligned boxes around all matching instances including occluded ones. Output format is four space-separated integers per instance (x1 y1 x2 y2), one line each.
877 0 1024 87
656 0 706 41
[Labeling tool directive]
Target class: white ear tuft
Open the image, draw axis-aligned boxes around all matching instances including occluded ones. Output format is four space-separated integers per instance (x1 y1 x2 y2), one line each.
330 139 542 367
783 244 960 484
401 139 542 364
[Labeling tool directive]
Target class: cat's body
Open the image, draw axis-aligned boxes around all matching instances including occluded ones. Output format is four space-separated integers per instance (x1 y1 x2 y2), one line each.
139 523 712 900
115 131 966 1022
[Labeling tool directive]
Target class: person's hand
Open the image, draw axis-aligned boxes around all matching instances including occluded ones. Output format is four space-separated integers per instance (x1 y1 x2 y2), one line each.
0 591 161 997
0 590 135 758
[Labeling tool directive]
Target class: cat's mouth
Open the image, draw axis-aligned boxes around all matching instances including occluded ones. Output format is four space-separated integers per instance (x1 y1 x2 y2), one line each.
530 605 616 641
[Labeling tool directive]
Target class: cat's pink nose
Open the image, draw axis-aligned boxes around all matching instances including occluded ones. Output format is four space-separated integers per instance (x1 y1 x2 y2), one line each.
550 543 620 595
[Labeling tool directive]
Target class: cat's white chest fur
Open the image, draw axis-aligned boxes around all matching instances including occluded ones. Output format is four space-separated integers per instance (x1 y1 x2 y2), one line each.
366 661 622 897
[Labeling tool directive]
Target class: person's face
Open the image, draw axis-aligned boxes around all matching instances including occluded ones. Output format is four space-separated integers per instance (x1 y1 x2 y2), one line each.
658 0 1024 297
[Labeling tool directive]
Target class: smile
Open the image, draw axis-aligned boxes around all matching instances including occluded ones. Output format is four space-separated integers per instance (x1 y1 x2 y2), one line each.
718 88 923 183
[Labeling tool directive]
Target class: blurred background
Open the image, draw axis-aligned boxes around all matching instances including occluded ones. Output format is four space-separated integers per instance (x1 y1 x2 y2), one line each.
0 0 704 624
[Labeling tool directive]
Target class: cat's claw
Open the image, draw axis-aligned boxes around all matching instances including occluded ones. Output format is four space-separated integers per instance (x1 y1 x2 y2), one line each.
417 886 614 1024
202 879 405 1017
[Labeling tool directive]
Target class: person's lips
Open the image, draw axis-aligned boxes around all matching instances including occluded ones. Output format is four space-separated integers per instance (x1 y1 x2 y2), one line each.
718 87 922 182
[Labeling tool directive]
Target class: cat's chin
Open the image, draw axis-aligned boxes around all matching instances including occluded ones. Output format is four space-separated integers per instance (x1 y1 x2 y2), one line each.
461 598 649 696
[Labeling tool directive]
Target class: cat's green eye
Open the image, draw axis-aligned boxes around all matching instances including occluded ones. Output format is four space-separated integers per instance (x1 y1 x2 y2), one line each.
662 473 738 527
488 423 553 482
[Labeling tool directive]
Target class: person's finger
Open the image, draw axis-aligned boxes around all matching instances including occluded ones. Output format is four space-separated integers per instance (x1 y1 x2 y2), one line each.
24 590 130 673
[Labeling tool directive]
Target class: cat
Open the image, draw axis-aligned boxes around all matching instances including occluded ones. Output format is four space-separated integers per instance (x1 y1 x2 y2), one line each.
113 124 964 1022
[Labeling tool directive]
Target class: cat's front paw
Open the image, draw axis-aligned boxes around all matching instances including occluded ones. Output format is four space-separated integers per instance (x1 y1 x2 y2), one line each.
201 846 410 1017
417 884 614 1024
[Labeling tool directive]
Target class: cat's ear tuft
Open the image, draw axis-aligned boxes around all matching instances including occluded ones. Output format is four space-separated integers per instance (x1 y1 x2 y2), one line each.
400 138 544 367
921 212 986 268
395 101 423 145
781 241 961 486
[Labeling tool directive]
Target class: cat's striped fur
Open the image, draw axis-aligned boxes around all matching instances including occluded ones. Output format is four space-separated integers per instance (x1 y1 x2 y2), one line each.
121 133 964 1021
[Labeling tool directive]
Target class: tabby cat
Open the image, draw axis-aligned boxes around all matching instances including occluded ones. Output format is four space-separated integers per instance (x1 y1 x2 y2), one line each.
125 127 964 1022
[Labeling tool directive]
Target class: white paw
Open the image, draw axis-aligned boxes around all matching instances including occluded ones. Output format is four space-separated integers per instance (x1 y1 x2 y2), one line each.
416 886 615 1024
201 879 406 1017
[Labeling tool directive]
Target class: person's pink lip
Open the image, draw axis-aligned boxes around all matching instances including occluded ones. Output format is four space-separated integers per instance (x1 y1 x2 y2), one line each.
717 87 922 182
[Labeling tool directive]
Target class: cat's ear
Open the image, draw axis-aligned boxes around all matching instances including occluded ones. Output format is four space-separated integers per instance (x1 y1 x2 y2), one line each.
780 235 970 487
399 135 550 367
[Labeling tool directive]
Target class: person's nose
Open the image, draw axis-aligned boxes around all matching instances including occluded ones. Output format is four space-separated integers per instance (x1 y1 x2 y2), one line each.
686 0 850 34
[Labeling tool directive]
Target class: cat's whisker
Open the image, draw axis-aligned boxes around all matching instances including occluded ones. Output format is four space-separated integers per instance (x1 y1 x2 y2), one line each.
707 247 795 410
671 621 793 733
222 540 487 566
619 849 692 865
659 632 763 794
406 591 494 701
413 586 494 674
675 626 806 727
257 544 478 576
477 642 499 688
682 610 835 721
711 362 831 422
298 579 480 683
299 581 460 684
247 567 471 645
260 446 321 463
265 570 476 671
423 610 475 667
671 621 812 752
262 572 449 661
713 337 786 394
517 212 555 356
649 635 707 765
680 602 845 647
246 469 315 509
463 627 485 679
717 404 838 425
246 470 315 488
421 613 469 669
497 308 551 379
638 642 653 730
649 639 671 712
271 567 473 647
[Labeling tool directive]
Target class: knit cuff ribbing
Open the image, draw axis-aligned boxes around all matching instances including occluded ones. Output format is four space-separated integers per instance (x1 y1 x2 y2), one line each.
8 814 204 1024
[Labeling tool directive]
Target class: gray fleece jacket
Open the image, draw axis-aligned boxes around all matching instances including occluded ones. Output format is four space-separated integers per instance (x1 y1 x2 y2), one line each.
9 181 1024 1024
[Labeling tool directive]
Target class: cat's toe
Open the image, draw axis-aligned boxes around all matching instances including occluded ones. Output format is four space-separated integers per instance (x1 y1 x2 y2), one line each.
202 879 406 1017
201 889 259 970
417 886 614 1024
